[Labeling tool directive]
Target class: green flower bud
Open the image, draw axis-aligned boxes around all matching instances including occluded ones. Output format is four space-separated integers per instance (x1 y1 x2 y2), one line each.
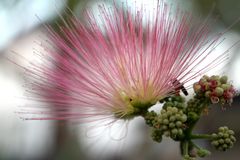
171 128 178 135
163 119 169 125
219 139 224 144
169 116 176 122
180 115 187 122
211 75 220 81
176 121 182 127
220 76 228 84
211 141 219 146
225 138 231 144
221 84 231 90
176 114 181 120
169 122 175 128
178 129 183 136
162 114 168 119
161 109 166 114
228 130 234 135
230 136 236 142
212 133 217 138
203 75 210 80
214 87 224 96
162 125 168 130
172 107 178 113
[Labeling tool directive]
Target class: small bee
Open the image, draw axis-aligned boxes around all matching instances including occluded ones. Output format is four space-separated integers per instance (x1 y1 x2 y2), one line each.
172 79 188 96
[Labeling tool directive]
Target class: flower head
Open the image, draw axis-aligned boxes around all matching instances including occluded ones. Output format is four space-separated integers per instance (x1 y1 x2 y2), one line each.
20 1 229 122
193 75 237 105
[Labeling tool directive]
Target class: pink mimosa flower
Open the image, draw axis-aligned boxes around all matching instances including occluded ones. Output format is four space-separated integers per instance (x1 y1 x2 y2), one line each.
19 2 230 122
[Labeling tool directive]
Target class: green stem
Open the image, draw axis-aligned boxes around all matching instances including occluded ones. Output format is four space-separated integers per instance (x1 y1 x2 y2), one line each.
190 134 213 140
182 141 189 156
185 101 210 139
180 100 211 157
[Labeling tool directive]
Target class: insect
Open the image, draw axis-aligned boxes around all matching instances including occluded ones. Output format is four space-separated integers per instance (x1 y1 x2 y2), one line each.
172 79 188 96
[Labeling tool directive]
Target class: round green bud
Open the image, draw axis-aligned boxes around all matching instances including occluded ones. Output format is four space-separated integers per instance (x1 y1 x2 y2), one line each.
219 139 224 144
230 136 236 142
221 84 231 90
218 126 225 132
178 129 183 136
225 138 231 144
176 121 182 127
166 102 173 107
176 103 185 109
180 115 187 122
169 122 175 128
172 107 178 113
161 109 166 114
175 114 181 120
214 87 224 96
169 116 176 122
162 125 168 130
212 133 218 139
171 128 178 135
167 111 172 116
223 133 229 138
211 75 220 80
162 114 168 119
223 144 228 149
211 141 219 146
220 76 228 84
218 132 224 137
203 75 210 80
163 119 169 125
228 130 234 135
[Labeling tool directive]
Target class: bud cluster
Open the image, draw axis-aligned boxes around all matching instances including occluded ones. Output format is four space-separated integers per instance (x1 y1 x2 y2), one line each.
211 126 236 151
186 97 205 114
144 111 157 127
162 96 186 110
151 129 163 142
154 106 187 139
143 75 237 159
193 75 236 105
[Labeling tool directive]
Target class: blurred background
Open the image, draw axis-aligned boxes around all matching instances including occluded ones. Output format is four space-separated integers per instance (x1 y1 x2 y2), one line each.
0 0 240 160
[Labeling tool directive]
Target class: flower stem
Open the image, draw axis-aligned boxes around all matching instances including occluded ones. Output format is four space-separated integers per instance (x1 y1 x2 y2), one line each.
182 141 189 156
190 134 213 140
